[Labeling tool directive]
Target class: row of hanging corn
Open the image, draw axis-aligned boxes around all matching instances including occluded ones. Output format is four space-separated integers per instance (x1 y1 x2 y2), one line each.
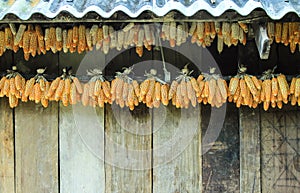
1 66 300 111
0 22 298 60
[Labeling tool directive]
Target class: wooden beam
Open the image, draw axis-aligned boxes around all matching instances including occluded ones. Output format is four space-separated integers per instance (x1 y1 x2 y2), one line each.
239 107 261 193
0 98 14 193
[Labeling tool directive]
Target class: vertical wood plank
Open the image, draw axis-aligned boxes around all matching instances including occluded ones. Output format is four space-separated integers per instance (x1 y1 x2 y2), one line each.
239 107 261 193
59 50 105 193
15 102 58 193
0 98 14 193
261 106 300 193
153 105 202 193
105 105 152 193
59 104 105 193
202 104 240 193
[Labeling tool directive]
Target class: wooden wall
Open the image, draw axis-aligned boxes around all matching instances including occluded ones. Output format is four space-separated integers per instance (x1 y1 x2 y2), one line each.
1 99 300 193
0 42 300 193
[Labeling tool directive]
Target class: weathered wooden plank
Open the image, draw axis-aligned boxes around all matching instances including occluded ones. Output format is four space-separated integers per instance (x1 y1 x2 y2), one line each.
261 106 300 193
0 98 14 193
59 104 105 193
15 102 58 193
105 105 152 193
202 103 240 193
239 107 261 193
153 105 202 193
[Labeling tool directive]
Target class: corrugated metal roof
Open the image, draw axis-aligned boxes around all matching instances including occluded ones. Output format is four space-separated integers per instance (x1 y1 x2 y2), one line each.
0 0 299 20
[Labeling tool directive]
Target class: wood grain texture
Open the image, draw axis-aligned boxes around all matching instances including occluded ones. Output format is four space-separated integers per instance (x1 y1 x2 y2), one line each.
15 102 58 193
239 107 261 193
153 105 202 193
59 104 105 193
261 106 300 193
202 104 240 193
105 105 152 193
0 98 14 193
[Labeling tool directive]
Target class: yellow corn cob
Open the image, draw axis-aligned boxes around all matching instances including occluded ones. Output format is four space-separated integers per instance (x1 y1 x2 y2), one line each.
69 82 77 105
5 27 13 49
15 75 22 91
115 79 124 101
154 82 161 101
208 79 216 104
24 77 35 97
161 84 169 106
196 22 204 40
54 79 65 101
81 84 89 106
29 32 37 57
244 75 257 96
275 23 282 43
217 35 224 53
132 80 140 98
66 29 73 49
127 84 134 106
34 83 41 103
168 80 178 100
238 23 248 33
96 27 103 50
267 22 275 41
88 81 95 97
140 79 150 97
281 23 289 45
72 26 79 46
271 77 278 96
93 80 101 96
229 77 239 95
146 79 155 104
231 23 239 40
290 77 297 94
122 82 129 101
78 25 86 53
264 79 272 102
72 77 83 94
251 76 261 90
295 78 300 97
9 77 16 95
217 78 228 101
277 74 289 100
35 25 43 40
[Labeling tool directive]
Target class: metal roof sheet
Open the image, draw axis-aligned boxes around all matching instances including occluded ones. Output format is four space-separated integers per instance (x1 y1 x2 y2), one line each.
0 0 299 20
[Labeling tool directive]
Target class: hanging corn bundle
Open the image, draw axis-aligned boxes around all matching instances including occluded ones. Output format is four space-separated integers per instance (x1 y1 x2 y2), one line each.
289 76 300 106
110 66 139 110
1 22 250 60
139 69 169 108
46 68 82 106
195 68 228 108
167 65 200 108
23 68 50 107
259 68 289 110
267 22 300 53
228 66 261 108
82 69 111 107
0 66 25 108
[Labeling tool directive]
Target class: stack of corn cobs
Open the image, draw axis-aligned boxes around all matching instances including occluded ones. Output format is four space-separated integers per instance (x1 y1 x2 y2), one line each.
1 66 300 111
